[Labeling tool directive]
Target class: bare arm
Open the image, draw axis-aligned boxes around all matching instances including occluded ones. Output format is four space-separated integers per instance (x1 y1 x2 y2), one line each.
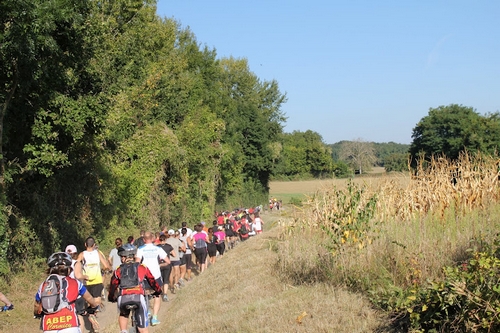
76 253 89 280
33 301 42 317
107 254 113 268
179 240 186 252
82 290 98 308
73 261 86 281
98 250 110 271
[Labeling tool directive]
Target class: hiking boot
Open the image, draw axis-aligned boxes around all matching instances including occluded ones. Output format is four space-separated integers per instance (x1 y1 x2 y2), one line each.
151 316 160 326
1 304 13 311
162 294 169 302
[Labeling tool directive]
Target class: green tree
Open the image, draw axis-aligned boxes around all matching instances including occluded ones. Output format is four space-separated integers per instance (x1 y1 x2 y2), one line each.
1 0 109 265
216 57 286 203
383 153 408 172
373 142 410 166
332 160 351 178
272 130 333 179
409 104 500 161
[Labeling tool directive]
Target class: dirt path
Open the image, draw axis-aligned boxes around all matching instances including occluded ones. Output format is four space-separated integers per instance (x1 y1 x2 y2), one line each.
94 210 282 333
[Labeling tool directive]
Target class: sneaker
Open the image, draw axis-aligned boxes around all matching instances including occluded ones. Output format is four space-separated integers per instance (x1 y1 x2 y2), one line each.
88 313 100 332
170 286 176 294
162 294 169 302
1 304 13 311
178 278 185 287
151 316 160 326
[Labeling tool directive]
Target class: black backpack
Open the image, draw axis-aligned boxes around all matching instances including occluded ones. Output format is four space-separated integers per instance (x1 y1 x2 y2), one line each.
119 262 140 289
239 224 248 235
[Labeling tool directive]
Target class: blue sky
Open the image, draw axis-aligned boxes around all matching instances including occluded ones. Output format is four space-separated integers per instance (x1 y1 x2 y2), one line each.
156 1 500 144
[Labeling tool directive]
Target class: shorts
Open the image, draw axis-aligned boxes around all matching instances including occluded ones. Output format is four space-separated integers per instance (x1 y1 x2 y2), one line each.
86 283 104 298
207 243 217 257
160 265 172 283
194 247 207 265
118 294 149 329
171 260 181 267
181 253 192 268
216 242 225 255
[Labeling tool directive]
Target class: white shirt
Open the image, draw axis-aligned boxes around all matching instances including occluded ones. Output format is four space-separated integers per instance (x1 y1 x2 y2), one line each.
253 217 263 232
136 243 167 279
178 227 193 238
109 248 121 270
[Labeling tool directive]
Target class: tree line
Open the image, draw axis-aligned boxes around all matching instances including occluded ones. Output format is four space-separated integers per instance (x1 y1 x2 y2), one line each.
1 0 288 273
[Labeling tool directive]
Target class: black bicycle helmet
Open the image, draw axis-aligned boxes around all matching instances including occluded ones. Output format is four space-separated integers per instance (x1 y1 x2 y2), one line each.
47 252 72 267
118 243 137 257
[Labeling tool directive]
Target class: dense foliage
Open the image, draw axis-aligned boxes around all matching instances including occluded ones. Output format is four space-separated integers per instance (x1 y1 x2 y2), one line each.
0 0 286 269
410 104 500 162
271 130 334 180
389 238 500 332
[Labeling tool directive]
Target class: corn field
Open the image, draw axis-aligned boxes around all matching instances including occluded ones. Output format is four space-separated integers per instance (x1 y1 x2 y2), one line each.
288 152 500 230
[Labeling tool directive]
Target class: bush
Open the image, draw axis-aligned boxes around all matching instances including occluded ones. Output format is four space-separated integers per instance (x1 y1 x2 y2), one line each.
387 236 500 332
288 196 303 206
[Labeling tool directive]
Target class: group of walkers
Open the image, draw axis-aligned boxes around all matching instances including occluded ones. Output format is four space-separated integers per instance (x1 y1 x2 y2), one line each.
31 206 265 333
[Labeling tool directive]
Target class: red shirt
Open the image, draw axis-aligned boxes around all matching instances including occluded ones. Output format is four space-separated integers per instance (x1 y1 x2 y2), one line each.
108 263 161 299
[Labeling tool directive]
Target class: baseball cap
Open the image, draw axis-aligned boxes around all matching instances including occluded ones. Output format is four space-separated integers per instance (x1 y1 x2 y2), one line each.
65 244 77 254
168 229 175 235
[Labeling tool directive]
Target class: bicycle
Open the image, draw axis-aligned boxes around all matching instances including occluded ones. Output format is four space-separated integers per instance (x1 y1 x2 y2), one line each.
125 292 152 333
126 303 140 333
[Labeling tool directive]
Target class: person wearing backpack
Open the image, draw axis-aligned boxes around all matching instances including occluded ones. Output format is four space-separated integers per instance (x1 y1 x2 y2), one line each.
108 243 162 333
34 252 98 333
214 226 226 257
192 223 209 273
239 218 250 242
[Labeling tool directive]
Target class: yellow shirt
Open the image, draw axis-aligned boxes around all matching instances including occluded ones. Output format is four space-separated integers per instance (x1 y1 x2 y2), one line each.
82 250 103 285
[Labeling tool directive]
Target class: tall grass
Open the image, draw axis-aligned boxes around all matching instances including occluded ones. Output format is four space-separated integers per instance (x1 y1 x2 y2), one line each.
276 152 500 312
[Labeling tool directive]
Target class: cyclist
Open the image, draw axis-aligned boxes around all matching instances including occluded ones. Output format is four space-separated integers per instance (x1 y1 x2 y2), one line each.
108 244 162 333
34 252 98 333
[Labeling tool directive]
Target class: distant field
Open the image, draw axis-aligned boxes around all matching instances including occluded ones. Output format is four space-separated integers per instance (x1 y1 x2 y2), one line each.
269 167 409 203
